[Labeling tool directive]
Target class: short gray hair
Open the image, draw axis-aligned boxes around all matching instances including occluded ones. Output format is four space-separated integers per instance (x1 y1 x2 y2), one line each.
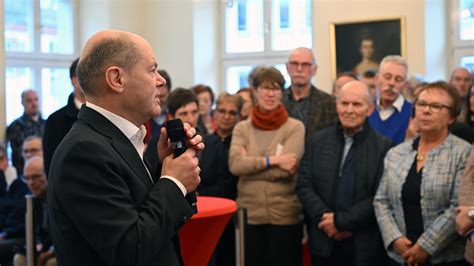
379 55 408 77
77 37 142 96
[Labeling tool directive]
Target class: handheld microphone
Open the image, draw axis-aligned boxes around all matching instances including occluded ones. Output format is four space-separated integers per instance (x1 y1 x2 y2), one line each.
166 119 198 214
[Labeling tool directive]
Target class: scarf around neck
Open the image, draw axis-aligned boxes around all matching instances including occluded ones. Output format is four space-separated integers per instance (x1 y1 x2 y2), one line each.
251 104 289 130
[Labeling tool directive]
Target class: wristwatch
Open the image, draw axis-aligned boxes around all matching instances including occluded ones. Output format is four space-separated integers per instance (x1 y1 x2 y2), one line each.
468 207 474 220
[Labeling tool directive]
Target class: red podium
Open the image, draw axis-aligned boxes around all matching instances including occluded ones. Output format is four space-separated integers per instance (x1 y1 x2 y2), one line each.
179 196 237 266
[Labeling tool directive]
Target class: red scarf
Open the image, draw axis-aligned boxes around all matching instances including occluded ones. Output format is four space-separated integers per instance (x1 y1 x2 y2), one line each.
251 104 289 130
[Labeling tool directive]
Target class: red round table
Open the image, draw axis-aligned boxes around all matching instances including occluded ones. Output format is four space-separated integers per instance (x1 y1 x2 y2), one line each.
179 196 237 266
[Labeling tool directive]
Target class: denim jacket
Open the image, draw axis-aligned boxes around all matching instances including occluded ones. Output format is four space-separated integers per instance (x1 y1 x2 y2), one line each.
374 134 471 264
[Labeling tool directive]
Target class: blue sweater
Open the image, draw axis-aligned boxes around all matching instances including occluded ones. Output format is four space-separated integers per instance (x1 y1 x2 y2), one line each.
368 101 412 144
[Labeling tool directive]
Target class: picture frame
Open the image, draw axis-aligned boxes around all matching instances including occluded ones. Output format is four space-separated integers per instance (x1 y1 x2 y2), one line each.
329 17 407 79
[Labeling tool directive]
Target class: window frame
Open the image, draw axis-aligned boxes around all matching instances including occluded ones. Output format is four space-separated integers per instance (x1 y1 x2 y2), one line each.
219 0 313 93
4 0 79 123
449 0 474 70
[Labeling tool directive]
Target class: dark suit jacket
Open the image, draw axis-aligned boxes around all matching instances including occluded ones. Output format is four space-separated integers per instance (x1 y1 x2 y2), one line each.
198 134 238 200
0 171 6 198
296 121 393 265
0 178 29 238
43 93 80 175
48 106 193 266
282 85 338 141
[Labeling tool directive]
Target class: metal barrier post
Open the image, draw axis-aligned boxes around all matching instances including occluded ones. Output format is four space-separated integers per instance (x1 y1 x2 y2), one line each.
235 208 246 266
25 195 34 266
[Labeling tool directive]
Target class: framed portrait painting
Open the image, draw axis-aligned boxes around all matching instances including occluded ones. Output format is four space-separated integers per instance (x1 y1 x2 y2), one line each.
330 17 407 78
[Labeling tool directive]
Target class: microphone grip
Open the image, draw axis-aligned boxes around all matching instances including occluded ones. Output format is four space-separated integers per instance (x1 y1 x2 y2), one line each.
167 119 198 214
171 143 197 214
169 139 197 214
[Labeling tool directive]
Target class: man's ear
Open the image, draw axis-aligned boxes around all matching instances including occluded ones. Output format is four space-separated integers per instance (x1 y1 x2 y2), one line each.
311 64 318 76
104 66 125 94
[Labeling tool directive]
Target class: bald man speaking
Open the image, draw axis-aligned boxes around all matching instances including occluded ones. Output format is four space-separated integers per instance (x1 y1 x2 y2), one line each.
48 30 203 266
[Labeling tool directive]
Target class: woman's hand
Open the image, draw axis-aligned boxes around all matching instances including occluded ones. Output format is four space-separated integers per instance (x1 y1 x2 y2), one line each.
403 243 429 266
391 236 413 256
271 154 298 174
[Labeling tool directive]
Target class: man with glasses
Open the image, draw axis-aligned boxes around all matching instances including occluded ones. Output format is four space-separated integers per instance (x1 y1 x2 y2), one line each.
14 156 56 266
368 55 412 144
0 139 37 264
282 47 337 140
21 136 43 161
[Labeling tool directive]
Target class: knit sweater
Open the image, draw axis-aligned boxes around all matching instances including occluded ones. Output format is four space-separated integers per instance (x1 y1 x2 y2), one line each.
229 117 305 225
368 100 412 144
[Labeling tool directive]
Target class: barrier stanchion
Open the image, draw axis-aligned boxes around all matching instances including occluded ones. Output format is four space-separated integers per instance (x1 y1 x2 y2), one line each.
25 195 34 266
235 208 246 266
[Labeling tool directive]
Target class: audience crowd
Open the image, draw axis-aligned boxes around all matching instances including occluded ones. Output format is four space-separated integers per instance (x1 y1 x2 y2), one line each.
1 46 474 266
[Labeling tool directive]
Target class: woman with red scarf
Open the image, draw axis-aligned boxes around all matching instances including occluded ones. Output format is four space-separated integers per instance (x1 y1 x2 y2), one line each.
229 66 305 266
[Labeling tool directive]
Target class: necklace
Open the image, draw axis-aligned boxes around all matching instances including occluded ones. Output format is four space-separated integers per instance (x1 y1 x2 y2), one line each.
416 152 424 161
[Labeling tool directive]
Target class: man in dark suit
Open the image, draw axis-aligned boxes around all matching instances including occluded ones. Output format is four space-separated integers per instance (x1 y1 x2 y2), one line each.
296 81 393 266
42 58 85 175
48 30 203 266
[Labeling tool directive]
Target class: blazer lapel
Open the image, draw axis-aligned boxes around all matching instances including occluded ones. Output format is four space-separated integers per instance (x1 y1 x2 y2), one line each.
78 106 154 188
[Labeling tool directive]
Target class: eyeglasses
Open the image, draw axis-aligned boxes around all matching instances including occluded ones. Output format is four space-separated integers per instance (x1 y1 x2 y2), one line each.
259 85 282 94
22 148 41 154
22 174 45 182
287 61 313 69
216 109 239 117
415 101 451 113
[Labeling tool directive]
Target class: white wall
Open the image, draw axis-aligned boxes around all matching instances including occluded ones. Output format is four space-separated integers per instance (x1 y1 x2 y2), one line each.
313 0 444 91
79 0 220 91
192 1 219 91
78 0 147 47
424 0 449 82
144 0 196 89
0 1 5 142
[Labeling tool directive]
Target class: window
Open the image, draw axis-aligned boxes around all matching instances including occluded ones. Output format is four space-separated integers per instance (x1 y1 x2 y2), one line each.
451 0 474 72
222 0 312 93
4 0 76 124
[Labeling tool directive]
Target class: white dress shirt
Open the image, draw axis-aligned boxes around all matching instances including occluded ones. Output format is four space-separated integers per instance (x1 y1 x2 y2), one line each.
86 102 186 195
377 94 405 121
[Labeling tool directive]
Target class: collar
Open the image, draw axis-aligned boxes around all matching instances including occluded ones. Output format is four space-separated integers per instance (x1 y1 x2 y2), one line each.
343 125 363 138
377 94 405 112
286 84 314 101
336 120 371 142
22 112 41 122
86 102 144 141
74 97 83 110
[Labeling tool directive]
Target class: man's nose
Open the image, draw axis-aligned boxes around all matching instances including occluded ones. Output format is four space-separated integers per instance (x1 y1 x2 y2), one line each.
157 73 166 87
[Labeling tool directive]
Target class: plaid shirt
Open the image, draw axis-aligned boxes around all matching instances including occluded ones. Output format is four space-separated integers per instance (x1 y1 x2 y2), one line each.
282 85 337 141
6 113 45 173
374 134 471 264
